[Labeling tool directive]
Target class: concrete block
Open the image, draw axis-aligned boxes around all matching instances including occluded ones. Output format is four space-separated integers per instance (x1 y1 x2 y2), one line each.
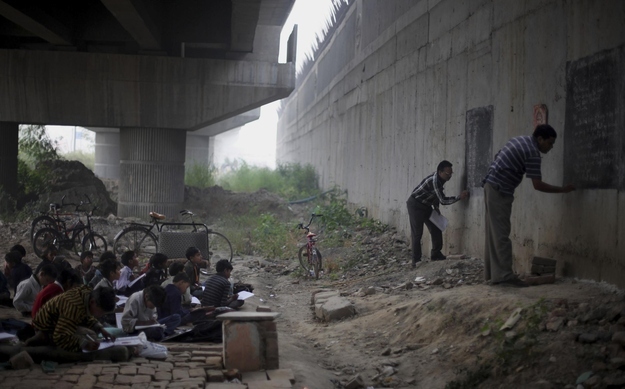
319 296 356 322
257 305 272 312
266 369 295 384
116 375 134 385
205 356 223 368
311 290 340 305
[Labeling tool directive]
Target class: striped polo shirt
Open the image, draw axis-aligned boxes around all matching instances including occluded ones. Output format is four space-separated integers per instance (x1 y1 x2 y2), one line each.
482 135 542 196
410 172 459 207
32 285 101 352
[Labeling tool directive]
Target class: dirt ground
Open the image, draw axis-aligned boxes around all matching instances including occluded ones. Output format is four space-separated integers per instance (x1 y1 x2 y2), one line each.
2 187 625 388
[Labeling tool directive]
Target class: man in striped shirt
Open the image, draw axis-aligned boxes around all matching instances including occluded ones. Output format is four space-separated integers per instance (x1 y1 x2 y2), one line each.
30 285 117 352
407 160 470 267
482 124 575 287
201 259 241 308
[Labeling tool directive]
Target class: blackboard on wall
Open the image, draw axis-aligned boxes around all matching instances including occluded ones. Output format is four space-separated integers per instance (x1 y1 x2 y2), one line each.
465 105 493 188
564 45 625 189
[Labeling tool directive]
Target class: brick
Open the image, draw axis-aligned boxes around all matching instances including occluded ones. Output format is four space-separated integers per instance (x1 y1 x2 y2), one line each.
172 369 190 380
131 384 150 389
256 306 272 312
132 358 150 364
120 366 138 375
77 374 98 387
205 356 223 368
138 366 155 376
242 371 269 382
188 368 206 378
112 385 132 389
190 357 205 362
116 375 134 385
525 274 556 285
246 380 293 389
99 374 116 383
61 374 80 383
2 369 31 377
207 385 247 389
132 375 152 384
154 371 172 381
266 369 295 384
206 369 224 382
102 367 120 375
148 383 168 389
83 366 103 375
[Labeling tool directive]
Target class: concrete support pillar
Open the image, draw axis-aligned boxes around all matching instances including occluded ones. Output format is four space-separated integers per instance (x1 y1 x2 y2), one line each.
0 122 18 196
94 130 120 179
118 128 186 219
185 133 210 168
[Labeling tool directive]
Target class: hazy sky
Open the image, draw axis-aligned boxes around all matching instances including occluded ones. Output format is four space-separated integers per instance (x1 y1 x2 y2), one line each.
230 0 338 169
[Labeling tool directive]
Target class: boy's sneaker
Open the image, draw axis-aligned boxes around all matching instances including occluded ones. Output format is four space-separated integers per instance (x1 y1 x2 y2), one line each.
431 253 447 261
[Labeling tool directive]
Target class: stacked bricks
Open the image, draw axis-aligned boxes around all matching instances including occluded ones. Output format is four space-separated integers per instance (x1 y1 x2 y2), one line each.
526 256 557 285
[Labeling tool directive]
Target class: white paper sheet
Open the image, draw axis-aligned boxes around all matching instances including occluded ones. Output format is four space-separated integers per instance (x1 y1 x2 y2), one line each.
116 295 129 306
0 332 17 341
191 296 201 305
135 323 166 330
429 210 448 231
237 291 254 300
128 273 146 287
115 312 123 328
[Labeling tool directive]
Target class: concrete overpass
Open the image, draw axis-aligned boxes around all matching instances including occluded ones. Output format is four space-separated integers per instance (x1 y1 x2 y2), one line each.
0 0 296 218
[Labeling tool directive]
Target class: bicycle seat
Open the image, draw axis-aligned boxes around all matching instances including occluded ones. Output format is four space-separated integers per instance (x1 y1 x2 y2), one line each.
307 232 317 237
149 211 166 220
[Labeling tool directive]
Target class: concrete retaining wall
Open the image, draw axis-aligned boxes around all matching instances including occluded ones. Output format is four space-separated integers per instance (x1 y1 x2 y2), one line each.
277 0 625 286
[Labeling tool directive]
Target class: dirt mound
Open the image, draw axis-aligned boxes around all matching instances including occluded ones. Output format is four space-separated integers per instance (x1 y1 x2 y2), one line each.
33 159 117 216
184 186 293 222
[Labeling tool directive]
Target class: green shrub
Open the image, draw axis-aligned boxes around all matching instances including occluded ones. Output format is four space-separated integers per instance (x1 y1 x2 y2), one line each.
185 162 216 188
218 162 319 200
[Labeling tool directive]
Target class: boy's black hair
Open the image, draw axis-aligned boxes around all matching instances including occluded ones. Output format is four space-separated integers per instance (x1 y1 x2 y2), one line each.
58 269 81 286
41 244 58 260
120 251 136 267
99 258 121 280
149 253 168 269
99 251 117 262
80 251 94 262
533 124 557 139
168 262 185 276
9 244 26 257
91 287 116 312
144 285 167 307
185 247 200 260
5 250 23 265
173 272 190 283
39 263 58 279
215 259 233 273
437 160 453 173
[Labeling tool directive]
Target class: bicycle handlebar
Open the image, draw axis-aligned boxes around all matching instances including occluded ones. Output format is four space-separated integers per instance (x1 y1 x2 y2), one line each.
298 213 324 231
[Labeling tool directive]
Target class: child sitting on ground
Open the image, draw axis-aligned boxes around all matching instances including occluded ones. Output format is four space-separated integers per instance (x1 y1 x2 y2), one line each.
14 264 57 316
93 258 122 291
158 273 214 327
143 253 168 288
31 269 82 319
74 250 96 285
161 262 192 305
117 250 142 296
121 285 180 341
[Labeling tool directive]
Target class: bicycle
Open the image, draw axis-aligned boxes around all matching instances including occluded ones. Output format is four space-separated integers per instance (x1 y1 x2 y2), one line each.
30 195 80 244
113 209 233 263
32 195 108 258
297 213 323 279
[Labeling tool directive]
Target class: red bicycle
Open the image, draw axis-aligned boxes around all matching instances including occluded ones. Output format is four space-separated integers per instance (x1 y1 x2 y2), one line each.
297 213 323 279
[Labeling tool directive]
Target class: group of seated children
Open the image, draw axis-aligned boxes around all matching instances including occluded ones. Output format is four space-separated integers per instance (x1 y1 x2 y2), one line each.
2 243 242 352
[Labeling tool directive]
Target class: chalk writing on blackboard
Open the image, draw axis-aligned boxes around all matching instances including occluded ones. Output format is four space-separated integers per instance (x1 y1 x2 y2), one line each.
465 106 493 188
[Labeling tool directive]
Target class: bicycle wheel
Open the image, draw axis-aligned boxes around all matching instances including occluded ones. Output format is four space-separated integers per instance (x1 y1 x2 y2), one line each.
114 226 158 261
32 228 62 257
72 229 88 255
208 231 233 263
30 215 57 242
82 233 108 258
311 248 322 279
298 246 311 274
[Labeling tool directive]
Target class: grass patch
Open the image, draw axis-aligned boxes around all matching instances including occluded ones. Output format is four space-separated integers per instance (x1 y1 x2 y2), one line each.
185 162 217 188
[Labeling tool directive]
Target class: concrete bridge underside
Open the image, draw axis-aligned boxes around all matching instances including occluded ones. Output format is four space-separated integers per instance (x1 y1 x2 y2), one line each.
0 0 296 218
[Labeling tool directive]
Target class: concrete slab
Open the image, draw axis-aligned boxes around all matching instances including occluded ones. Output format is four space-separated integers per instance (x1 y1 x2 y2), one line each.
216 312 280 321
